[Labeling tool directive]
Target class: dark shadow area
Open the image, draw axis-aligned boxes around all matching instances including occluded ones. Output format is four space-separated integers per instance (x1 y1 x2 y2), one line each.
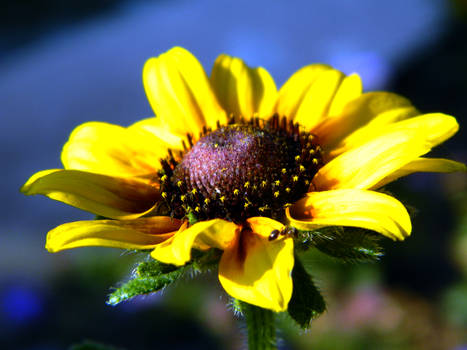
0 0 172 55
1 0 116 52
383 14 467 297
0 259 225 350
389 17 467 148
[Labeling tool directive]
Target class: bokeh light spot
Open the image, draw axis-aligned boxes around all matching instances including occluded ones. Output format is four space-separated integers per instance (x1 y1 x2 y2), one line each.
1 285 43 324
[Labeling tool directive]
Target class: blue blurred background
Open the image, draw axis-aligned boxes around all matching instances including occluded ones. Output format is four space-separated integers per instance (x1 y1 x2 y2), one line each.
1 0 466 349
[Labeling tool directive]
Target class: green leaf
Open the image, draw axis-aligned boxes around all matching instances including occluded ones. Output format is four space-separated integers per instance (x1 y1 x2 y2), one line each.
303 226 384 263
288 257 326 329
107 262 186 306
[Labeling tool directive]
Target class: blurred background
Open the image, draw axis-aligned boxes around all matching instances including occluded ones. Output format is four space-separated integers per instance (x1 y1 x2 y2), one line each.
1 0 466 349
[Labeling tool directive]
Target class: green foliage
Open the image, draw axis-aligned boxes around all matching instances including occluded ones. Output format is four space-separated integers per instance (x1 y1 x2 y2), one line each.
298 226 384 263
106 260 186 306
442 281 467 325
288 257 326 329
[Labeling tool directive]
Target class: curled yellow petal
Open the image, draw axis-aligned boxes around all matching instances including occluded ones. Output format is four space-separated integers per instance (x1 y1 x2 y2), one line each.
328 106 419 158
390 113 458 148
330 112 459 159
46 216 181 252
21 169 160 219
314 129 431 191
61 121 166 177
287 189 411 241
314 92 414 150
210 54 277 119
143 47 226 136
218 217 294 312
246 217 285 238
375 157 467 188
151 219 239 266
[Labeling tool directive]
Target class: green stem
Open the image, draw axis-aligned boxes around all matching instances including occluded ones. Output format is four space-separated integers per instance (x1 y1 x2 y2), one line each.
241 302 277 350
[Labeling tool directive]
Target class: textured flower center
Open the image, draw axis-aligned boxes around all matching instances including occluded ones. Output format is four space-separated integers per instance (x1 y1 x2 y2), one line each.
175 125 295 200
159 116 323 223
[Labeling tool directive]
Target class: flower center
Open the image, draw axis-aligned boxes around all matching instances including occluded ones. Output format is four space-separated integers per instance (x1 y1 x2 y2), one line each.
159 116 323 223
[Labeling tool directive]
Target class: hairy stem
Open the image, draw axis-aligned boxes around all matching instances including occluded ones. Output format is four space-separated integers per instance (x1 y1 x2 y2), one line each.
241 302 277 350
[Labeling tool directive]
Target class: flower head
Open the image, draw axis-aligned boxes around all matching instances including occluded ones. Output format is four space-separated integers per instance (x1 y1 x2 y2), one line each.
21 47 465 312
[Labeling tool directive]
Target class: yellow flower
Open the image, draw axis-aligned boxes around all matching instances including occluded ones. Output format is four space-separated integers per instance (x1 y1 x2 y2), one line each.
21 47 465 312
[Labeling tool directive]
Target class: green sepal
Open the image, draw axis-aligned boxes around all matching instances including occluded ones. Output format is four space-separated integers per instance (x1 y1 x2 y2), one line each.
297 226 384 263
191 248 222 272
287 256 326 329
106 248 222 306
106 260 186 306
135 259 179 277
229 297 243 316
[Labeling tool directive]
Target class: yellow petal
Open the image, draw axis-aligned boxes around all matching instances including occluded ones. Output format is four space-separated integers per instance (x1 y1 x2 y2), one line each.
46 216 181 252
210 54 277 119
143 47 227 136
327 73 363 116
313 129 431 191
275 64 333 120
61 121 166 177
313 92 414 150
287 189 411 240
328 106 419 158
390 113 458 147
375 157 467 188
330 113 458 159
246 217 285 238
129 117 185 151
218 217 294 312
292 69 345 128
21 169 160 219
151 219 239 266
